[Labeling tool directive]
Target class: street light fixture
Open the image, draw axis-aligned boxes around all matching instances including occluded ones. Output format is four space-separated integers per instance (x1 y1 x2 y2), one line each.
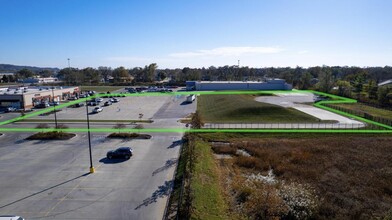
85 98 95 173
51 87 58 129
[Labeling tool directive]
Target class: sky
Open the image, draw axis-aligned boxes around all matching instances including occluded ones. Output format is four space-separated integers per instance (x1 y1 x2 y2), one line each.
1 0 392 69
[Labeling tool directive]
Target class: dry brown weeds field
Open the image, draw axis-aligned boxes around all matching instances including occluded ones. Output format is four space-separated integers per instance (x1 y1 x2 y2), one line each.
208 135 392 219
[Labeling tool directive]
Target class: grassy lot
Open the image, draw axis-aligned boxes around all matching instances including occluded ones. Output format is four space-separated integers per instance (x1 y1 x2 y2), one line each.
330 103 392 120
80 86 124 93
199 133 392 219
198 94 322 123
190 140 230 220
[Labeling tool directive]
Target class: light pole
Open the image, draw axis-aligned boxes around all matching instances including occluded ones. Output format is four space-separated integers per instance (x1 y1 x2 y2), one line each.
51 87 58 129
67 58 71 85
85 98 95 173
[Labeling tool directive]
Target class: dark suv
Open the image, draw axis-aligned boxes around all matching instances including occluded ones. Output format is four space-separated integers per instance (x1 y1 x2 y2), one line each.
106 147 133 159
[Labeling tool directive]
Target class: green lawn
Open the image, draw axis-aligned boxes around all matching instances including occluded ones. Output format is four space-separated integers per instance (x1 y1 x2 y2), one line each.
191 140 229 220
80 86 124 93
330 103 392 120
197 94 321 123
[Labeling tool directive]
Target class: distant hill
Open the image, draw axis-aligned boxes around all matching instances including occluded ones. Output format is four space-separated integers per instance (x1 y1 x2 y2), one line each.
0 64 60 73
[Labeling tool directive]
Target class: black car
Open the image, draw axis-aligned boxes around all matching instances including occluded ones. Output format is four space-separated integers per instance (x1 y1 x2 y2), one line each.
106 147 133 159
104 101 112 106
73 102 85 108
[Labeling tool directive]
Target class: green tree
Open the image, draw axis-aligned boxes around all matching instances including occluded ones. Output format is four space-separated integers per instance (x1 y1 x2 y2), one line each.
299 71 312 90
367 80 378 99
336 80 352 97
17 68 34 79
1 75 8 83
112 67 131 83
317 67 334 93
378 86 391 106
352 69 368 93
82 67 101 84
145 63 157 82
98 66 112 82
39 70 53 78
157 71 167 81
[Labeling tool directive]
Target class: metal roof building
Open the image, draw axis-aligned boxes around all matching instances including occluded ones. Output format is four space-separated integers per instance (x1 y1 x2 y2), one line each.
186 79 292 91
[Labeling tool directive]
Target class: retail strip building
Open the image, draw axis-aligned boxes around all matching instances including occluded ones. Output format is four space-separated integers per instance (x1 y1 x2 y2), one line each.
0 86 79 109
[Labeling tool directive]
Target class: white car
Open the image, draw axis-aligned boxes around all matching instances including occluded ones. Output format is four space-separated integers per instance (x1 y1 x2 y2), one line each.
0 216 24 220
93 107 103 113
95 98 104 103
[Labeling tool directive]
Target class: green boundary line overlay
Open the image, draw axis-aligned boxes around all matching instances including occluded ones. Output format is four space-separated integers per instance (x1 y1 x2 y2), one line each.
0 90 391 133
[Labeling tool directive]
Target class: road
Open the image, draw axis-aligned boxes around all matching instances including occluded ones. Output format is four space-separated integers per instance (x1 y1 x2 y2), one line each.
0 94 196 219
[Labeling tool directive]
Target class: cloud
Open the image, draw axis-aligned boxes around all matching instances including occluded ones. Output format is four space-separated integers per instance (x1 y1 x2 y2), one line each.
169 46 284 58
298 50 309 54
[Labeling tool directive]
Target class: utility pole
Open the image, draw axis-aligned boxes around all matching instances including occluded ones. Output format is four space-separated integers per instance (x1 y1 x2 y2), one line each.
51 87 58 129
238 60 240 68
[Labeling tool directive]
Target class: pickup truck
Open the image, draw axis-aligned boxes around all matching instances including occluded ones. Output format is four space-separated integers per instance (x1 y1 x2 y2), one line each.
186 94 196 103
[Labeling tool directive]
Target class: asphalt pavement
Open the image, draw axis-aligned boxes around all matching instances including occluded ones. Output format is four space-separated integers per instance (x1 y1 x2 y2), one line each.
0 94 196 219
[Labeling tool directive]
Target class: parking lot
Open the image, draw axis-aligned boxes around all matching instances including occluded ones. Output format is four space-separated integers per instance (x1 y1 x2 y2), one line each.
0 94 196 219
26 95 190 122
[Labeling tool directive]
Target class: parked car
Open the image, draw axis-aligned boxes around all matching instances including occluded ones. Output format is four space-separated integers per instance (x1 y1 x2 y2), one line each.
95 98 104 103
88 90 96 95
49 101 59 106
106 147 133 159
87 101 97 106
35 103 50 108
112 98 119 103
92 107 103 113
0 106 16 112
68 96 78 100
0 216 25 220
79 93 89 98
104 101 112 106
73 102 85 108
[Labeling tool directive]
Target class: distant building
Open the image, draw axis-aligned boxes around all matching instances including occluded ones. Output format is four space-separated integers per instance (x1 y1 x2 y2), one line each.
22 77 58 84
0 86 79 109
378 79 392 87
186 79 292 91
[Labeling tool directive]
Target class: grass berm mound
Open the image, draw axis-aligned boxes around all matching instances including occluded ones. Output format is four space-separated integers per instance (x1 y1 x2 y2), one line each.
107 133 151 139
26 131 75 140
198 94 321 123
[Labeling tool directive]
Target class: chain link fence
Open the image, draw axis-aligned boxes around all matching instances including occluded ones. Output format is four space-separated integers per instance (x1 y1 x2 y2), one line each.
203 122 384 130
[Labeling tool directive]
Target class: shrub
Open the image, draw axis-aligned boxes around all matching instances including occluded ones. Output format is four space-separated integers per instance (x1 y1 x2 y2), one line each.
26 131 75 140
190 111 204 129
113 123 126 131
243 181 288 219
211 145 237 155
278 182 319 220
235 156 261 169
56 124 69 129
36 123 50 129
107 132 151 139
134 124 144 129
